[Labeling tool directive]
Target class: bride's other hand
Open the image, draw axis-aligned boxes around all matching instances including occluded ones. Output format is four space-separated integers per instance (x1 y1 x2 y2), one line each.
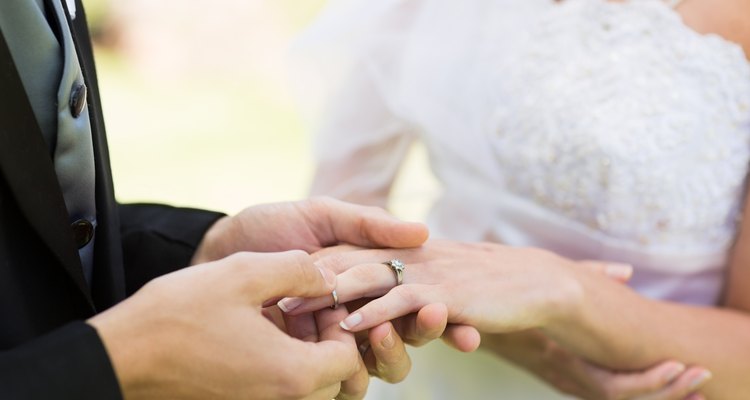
488 261 709 400
483 330 708 400
282 240 631 334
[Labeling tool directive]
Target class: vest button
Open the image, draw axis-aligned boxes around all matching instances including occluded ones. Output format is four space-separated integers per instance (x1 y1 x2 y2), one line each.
69 83 88 118
71 219 94 249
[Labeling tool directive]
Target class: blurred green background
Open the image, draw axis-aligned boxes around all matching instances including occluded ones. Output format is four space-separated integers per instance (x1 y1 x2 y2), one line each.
82 0 438 219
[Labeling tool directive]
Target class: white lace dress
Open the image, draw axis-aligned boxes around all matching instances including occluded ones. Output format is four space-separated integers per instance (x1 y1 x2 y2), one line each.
296 0 750 398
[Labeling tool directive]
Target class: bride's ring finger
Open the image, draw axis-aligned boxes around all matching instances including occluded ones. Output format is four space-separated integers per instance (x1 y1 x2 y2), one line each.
278 262 412 315
383 259 406 285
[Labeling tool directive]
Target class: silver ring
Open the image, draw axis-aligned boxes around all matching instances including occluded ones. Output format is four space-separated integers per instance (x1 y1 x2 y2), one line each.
383 259 406 285
358 341 371 357
330 289 339 309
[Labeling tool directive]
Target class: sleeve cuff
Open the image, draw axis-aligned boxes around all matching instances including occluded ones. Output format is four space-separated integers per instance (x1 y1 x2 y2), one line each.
118 203 225 294
0 321 122 399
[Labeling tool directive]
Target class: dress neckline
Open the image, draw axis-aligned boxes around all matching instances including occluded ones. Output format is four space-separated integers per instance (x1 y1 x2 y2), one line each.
648 0 750 67
555 0 750 69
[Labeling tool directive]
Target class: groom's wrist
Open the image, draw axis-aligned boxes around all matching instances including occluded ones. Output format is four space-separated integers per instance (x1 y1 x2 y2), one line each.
191 216 233 265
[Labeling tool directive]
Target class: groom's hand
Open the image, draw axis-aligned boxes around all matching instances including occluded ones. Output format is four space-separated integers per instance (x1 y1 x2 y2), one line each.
190 197 430 398
191 197 429 264
89 251 360 400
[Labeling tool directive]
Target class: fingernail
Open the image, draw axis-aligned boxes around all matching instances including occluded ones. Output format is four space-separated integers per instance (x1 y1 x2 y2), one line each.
605 263 633 281
381 328 395 349
318 267 336 286
340 313 363 331
277 297 303 313
663 363 685 383
689 370 712 391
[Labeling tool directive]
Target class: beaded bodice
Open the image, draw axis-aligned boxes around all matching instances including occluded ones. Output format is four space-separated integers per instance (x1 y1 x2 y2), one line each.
482 0 750 249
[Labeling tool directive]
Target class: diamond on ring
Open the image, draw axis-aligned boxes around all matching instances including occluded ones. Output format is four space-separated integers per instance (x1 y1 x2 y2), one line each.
384 259 406 285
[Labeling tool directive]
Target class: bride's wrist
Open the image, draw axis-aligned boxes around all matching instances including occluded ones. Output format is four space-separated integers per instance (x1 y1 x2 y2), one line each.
537 268 585 330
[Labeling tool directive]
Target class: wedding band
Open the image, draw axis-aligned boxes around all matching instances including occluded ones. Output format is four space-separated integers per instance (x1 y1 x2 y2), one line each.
383 259 406 285
358 341 371 357
330 289 340 309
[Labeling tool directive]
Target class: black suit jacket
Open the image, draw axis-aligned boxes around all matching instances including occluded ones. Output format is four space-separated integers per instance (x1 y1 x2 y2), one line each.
0 1 224 398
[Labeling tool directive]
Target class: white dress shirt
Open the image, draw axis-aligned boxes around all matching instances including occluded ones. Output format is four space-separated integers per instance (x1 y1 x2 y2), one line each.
65 0 75 18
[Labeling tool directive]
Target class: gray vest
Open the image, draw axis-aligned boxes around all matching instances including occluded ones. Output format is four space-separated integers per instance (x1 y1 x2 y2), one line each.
0 0 97 283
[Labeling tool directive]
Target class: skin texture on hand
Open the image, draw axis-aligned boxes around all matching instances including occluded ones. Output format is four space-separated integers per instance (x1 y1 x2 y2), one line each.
309 245 482 355
280 301 477 399
290 241 585 333
188 197 434 397
479 263 710 400
482 330 709 400
342 302 481 395
89 251 360 400
289 241 711 399
191 197 429 265
280 243 482 388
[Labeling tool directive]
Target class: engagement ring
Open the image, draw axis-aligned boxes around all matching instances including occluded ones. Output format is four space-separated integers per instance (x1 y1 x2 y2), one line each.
383 259 406 285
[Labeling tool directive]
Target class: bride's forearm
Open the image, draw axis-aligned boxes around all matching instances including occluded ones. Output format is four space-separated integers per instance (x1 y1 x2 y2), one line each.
542 270 750 398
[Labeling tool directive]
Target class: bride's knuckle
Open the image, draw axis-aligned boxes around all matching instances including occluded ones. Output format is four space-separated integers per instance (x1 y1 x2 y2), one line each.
324 252 346 271
391 285 416 304
370 302 390 320
352 264 378 281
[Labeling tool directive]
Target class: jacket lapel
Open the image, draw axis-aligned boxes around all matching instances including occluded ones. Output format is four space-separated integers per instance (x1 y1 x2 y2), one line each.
0 23 94 308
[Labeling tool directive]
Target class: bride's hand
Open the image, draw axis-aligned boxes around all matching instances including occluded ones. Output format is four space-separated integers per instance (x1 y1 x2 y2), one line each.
279 240 631 334
308 244 483 353
484 330 709 400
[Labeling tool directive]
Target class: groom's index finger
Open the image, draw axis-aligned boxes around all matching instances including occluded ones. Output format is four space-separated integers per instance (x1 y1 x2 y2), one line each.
228 251 337 303
307 197 429 249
